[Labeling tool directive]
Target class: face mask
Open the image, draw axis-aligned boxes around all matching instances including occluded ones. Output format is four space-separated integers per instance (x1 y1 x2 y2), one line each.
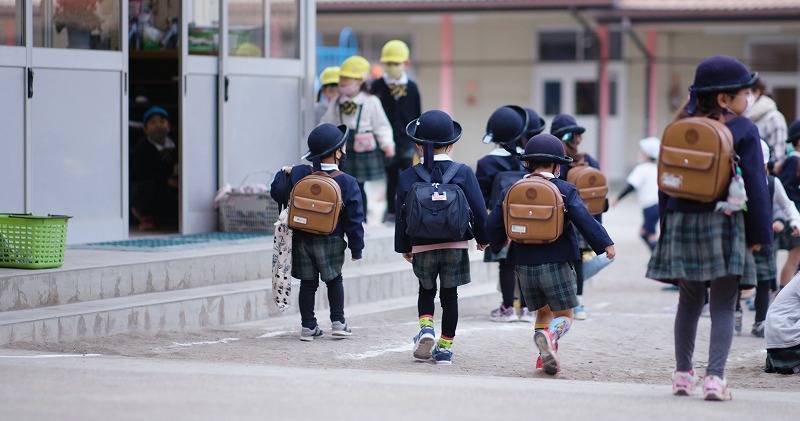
339 83 360 97
385 64 404 80
337 152 347 169
744 93 755 115
148 129 168 144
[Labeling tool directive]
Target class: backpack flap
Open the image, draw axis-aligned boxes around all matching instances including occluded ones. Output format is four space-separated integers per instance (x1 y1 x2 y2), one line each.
403 163 472 240
660 146 716 171
507 203 557 221
291 196 337 214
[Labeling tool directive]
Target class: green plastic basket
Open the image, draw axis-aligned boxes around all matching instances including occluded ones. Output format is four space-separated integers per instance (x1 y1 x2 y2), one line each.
0 214 71 269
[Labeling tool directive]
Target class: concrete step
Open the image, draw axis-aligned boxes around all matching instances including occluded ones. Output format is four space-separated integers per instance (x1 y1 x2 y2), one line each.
0 252 497 345
0 226 401 313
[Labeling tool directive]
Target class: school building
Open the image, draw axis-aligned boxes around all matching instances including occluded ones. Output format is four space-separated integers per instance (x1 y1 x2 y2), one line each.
2 0 800 244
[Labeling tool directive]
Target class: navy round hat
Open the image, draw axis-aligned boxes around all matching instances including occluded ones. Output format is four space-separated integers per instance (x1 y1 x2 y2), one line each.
519 133 574 165
143 106 169 124
523 107 546 138
303 124 349 161
788 120 800 146
406 110 462 146
482 105 528 145
690 55 758 93
550 114 585 139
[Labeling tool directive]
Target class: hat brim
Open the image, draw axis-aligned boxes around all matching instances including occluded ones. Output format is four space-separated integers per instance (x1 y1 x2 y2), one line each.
551 125 586 139
483 105 529 145
406 119 463 146
302 125 349 161
525 117 547 137
690 72 759 93
519 153 574 165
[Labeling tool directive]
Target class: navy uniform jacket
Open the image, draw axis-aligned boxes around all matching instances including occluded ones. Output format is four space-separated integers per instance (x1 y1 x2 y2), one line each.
370 78 422 158
476 153 524 209
270 165 365 259
395 160 490 253
658 115 772 248
486 177 613 265
778 153 800 205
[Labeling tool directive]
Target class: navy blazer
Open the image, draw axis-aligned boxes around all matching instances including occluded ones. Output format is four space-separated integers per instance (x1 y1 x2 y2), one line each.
778 154 800 206
395 160 490 253
270 165 365 259
486 177 613 265
658 114 772 248
370 78 422 157
476 154 524 209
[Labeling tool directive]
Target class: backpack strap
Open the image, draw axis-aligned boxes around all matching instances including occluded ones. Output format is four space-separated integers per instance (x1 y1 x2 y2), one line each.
441 163 463 184
412 164 431 183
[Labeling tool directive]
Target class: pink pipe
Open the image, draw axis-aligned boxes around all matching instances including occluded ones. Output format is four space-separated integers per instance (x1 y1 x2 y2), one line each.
646 28 658 137
597 25 609 171
439 14 453 114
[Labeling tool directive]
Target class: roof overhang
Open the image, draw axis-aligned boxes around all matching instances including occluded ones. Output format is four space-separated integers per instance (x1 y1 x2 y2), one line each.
317 0 616 14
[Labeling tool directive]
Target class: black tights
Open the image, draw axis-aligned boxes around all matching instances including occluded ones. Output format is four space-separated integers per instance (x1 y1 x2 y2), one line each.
418 284 458 338
735 280 772 323
574 259 584 296
299 274 344 329
499 261 527 308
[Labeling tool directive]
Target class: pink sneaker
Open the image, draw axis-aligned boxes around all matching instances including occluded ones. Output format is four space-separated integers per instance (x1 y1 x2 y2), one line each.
534 329 559 375
671 370 696 396
702 375 732 401
535 355 542 370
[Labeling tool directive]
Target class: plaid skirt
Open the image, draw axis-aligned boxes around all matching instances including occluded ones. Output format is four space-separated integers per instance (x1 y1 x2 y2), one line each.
753 247 777 282
516 261 578 312
412 248 471 290
343 139 385 182
483 246 509 262
647 211 756 288
291 232 347 282
777 225 800 251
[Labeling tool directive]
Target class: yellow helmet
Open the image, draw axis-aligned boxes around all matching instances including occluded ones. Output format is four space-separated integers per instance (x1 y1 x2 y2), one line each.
380 40 409 63
339 55 370 79
320 66 340 85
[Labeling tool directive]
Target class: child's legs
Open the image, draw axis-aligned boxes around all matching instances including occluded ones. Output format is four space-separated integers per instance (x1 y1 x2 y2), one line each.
780 247 800 287
641 204 659 247
324 274 345 323
299 279 320 328
755 280 771 323
498 260 516 308
418 282 437 319
574 259 584 297
674 280 706 371
707 277 739 377
535 306 553 325
439 286 458 338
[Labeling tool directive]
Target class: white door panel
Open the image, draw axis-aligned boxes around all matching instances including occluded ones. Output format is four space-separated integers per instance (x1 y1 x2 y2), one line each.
0 64 26 213
30 68 124 243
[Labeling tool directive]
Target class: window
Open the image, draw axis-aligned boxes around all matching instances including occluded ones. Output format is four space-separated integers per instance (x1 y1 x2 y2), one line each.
539 29 622 62
574 79 617 116
268 0 299 59
750 41 799 72
34 0 121 50
0 0 22 46
544 81 561 115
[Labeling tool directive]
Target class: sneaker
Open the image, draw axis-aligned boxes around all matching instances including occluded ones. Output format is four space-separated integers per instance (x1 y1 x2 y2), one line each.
751 321 765 338
490 305 519 322
300 325 324 341
519 307 535 323
702 375 732 401
734 309 743 335
745 297 755 311
535 355 543 370
574 305 587 320
432 344 453 365
331 321 352 337
671 370 696 396
412 327 436 360
534 329 559 375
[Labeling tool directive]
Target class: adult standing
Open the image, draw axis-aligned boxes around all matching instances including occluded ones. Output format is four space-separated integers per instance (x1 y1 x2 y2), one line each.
746 79 788 171
371 40 422 223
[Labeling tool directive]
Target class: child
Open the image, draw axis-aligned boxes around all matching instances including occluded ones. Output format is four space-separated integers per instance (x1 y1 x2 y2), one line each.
610 136 660 251
765 272 800 374
476 105 544 322
486 133 615 375
314 67 339 124
270 124 366 341
552 113 606 320
647 55 772 400
743 140 800 337
395 110 490 364
320 55 394 224
371 40 422 223
777 120 800 289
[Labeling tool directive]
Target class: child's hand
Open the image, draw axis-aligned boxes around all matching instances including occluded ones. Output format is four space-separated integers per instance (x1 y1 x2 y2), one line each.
476 243 488 251
282 166 292 174
403 252 413 263
604 245 616 260
351 257 361 261
610 198 618 207
773 220 785 233
382 144 396 158
793 226 800 237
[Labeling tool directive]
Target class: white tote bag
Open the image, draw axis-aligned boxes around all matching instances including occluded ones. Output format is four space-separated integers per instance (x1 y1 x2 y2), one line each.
271 209 293 310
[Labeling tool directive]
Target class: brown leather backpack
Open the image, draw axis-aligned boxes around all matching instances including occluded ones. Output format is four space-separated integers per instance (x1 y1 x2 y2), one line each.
658 117 734 202
503 174 567 244
566 163 608 215
288 170 343 235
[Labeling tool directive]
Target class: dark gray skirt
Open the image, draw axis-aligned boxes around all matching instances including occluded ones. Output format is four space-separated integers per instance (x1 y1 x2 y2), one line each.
647 211 755 288
343 142 385 182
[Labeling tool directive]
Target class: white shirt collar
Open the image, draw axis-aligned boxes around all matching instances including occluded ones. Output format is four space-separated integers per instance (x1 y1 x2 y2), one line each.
382 73 408 85
489 148 511 157
338 91 367 105
532 171 556 179
419 154 453 164
147 136 176 152
320 163 339 171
